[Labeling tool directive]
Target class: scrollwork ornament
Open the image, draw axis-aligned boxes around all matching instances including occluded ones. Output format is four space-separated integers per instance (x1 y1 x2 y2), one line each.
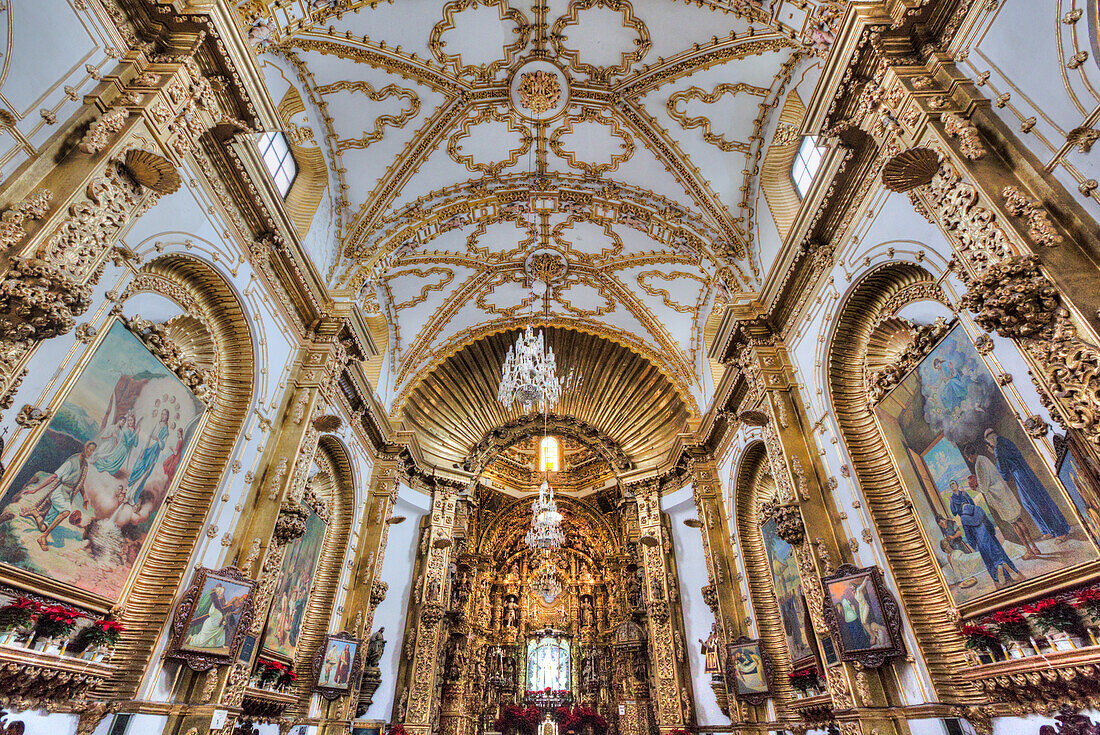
959 255 1059 340
773 502 806 546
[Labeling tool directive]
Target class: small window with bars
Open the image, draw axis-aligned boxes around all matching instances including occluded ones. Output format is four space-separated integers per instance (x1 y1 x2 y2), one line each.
791 136 825 199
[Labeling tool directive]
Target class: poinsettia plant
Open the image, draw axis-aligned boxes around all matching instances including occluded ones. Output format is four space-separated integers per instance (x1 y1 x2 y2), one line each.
34 604 81 639
787 666 820 693
278 667 297 688
988 607 1032 643
959 623 1001 654
256 658 288 685
385 725 409 735
0 596 39 632
553 705 608 735
1074 587 1100 622
73 618 123 650
496 704 541 735
1026 597 1088 638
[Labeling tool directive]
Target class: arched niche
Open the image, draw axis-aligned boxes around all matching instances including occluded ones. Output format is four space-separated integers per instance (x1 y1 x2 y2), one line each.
732 440 801 707
99 253 255 700
277 433 357 713
824 261 978 704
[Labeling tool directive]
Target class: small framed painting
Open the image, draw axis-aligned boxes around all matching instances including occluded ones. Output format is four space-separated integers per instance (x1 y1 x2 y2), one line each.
726 636 771 705
313 631 362 700
168 565 257 671
821 564 904 668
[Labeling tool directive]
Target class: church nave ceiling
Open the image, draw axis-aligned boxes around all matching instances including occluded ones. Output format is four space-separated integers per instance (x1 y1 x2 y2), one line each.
243 0 834 474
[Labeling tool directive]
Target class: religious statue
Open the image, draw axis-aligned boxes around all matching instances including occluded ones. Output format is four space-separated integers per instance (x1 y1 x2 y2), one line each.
366 626 386 666
504 595 520 628
699 621 721 674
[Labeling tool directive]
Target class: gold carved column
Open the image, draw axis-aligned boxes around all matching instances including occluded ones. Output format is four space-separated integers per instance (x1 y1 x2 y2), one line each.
632 481 686 734
734 321 902 735
404 486 460 735
684 453 749 720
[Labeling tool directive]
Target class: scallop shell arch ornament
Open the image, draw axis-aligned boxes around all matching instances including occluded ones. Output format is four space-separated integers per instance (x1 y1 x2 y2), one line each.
667 83 769 153
550 0 651 83
550 108 635 176
430 0 532 82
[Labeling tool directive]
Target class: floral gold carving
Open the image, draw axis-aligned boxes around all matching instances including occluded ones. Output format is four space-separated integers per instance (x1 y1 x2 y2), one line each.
941 112 985 160
1002 186 1062 248
518 70 561 115
78 107 130 154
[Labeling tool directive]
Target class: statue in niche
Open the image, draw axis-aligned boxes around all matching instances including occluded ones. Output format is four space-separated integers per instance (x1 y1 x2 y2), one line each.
504 595 520 628
366 627 386 666
626 571 641 608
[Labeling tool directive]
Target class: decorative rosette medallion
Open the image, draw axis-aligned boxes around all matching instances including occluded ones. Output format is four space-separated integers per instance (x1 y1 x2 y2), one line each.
509 59 570 122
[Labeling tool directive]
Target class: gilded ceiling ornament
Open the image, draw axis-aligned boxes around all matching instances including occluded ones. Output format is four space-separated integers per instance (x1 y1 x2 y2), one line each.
517 70 561 115
549 0 651 83
121 149 181 194
315 80 421 152
429 0 532 81
667 83 768 153
1001 185 1063 247
880 147 939 193
447 106 533 176
549 107 636 177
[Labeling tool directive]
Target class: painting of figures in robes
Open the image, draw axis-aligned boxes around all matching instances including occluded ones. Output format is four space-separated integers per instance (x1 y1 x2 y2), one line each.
760 517 815 667
875 323 1097 606
0 321 205 601
262 506 326 659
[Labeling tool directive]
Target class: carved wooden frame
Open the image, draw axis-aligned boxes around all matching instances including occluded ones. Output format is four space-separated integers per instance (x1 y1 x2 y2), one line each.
725 635 772 705
819 563 904 668
166 565 257 672
312 630 363 700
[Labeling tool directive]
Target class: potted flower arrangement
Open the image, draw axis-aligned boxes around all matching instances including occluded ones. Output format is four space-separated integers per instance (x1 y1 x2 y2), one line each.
33 603 81 654
254 658 288 689
495 704 541 735
553 705 609 735
787 666 820 695
1026 596 1088 650
0 596 39 648
987 608 1032 658
277 665 297 691
69 618 124 661
959 623 1003 663
1073 587 1100 643
385 725 409 735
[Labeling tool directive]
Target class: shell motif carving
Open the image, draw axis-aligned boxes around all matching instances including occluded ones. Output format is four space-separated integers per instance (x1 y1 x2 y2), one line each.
881 147 939 192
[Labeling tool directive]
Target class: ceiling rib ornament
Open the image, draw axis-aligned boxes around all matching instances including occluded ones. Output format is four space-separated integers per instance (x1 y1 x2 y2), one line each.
282 35 467 95
667 83 769 153
447 106 534 176
314 80 421 152
429 0 532 82
549 107 636 176
549 0 652 83
401 327 690 478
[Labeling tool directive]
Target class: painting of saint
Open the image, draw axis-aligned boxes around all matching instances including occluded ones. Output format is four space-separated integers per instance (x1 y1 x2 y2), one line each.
0 322 204 601
826 573 891 653
760 518 814 666
262 507 326 659
318 638 358 690
875 323 1096 607
181 573 253 656
728 640 769 696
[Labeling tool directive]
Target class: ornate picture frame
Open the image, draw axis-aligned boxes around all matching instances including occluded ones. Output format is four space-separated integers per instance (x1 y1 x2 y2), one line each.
313 631 363 700
820 564 904 668
167 565 257 671
726 636 772 704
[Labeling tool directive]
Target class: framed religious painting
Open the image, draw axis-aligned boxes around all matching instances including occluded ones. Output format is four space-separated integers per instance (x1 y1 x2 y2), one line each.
873 321 1099 611
313 631 362 699
0 320 206 607
726 636 772 704
759 514 816 668
261 503 327 661
167 565 257 671
820 564 904 668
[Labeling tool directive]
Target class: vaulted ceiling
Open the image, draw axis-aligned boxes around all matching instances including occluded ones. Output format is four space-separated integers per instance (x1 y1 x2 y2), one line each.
242 0 832 482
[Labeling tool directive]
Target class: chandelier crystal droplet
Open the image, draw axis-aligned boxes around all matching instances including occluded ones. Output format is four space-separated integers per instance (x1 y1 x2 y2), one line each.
530 552 562 605
525 479 564 551
498 326 563 412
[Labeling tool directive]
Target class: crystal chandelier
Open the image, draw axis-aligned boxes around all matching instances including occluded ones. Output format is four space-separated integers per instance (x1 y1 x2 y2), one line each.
498 325 562 412
530 552 563 605
524 479 564 551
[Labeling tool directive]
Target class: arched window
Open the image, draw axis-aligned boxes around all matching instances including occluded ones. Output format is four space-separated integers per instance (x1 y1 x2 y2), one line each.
526 635 571 691
540 435 561 473
791 136 825 198
257 131 298 197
